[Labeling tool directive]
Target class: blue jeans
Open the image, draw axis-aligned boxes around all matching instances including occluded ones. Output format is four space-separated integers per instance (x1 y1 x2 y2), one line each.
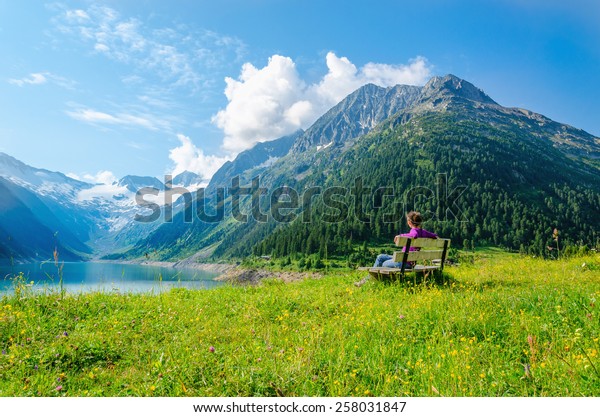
373 254 403 268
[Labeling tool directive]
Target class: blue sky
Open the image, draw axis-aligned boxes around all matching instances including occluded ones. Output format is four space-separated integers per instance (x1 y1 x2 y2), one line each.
1 0 599 183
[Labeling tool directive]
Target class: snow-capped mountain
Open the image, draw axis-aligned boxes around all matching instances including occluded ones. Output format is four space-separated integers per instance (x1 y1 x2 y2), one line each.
0 152 89 202
0 176 90 260
118 175 165 193
171 171 205 189
0 153 167 260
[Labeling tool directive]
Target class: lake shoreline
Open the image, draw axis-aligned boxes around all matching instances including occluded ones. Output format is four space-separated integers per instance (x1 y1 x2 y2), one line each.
92 259 236 274
96 260 322 286
1 260 231 294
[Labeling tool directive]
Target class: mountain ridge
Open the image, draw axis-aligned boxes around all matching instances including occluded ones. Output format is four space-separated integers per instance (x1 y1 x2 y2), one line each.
123 74 599 261
208 129 303 191
118 175 165 193
1 74 599 262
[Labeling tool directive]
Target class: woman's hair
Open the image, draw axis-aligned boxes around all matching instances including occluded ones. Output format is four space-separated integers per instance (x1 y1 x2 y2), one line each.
406 211 423 227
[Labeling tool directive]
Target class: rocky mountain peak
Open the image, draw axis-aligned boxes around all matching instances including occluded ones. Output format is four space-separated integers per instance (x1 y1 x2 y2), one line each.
118 175 165 193
290 83 422 153
419 74 497 105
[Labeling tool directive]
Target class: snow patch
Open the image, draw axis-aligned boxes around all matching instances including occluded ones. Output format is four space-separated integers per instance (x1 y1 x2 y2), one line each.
316 141 333 151
106 215 131 233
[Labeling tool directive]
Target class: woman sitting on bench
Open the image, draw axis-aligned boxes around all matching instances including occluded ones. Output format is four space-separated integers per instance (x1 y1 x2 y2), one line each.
373 211 438 268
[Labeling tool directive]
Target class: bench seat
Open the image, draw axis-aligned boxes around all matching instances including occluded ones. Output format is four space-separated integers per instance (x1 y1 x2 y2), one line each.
358 237 451 283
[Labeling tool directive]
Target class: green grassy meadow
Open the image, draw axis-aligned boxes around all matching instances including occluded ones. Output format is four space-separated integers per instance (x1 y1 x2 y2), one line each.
1 251 599 397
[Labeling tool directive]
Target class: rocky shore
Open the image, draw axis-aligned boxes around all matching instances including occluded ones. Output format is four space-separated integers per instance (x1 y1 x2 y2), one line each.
215 268 322 286
95 259 236 274
95 259 321 286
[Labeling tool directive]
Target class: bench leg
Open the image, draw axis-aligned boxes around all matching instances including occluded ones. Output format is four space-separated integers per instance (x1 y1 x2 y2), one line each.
434 269 445 285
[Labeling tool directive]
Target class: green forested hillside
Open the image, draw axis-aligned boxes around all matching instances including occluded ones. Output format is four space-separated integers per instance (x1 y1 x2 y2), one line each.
225 113 598 261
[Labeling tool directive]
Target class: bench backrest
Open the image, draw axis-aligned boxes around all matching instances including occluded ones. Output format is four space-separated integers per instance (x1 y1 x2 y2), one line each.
392 237 451 269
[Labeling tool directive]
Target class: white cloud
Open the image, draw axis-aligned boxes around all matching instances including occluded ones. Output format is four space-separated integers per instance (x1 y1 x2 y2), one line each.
94 43 110 52
212 55 310 153
361 58 431 86
52 4 246 91
310 53 360 104
8 72 76 89
83 170 118 185
9 73 47 86
168 134 230 180
76 170 128 201
66 107 168 131
65 9 89 23
213 52 432 153
77 183 129 202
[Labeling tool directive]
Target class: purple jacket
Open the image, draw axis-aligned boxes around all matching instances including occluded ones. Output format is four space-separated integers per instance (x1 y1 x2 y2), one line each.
400 227 438 239
397 227 438 253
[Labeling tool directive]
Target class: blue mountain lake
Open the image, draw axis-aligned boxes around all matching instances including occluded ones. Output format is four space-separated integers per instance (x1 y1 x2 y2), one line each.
0 262 224 295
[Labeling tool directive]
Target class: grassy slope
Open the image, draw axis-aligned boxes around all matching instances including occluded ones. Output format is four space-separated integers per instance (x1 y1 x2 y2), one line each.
0 252 599 397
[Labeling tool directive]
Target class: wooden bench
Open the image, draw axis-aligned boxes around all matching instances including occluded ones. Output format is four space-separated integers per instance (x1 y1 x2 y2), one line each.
359 237 451 284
